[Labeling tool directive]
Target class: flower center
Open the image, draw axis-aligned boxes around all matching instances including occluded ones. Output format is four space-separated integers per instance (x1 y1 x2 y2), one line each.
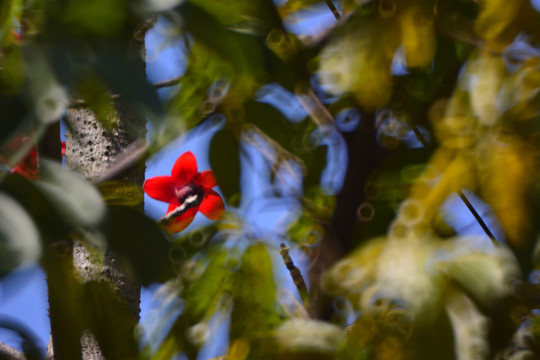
175 182 204 207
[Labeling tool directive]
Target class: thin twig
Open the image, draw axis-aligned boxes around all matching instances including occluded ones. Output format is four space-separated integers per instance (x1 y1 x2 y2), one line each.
410 123 498 244
280 243 308 302
457 190 498 246
324 0 341 20
296 84 336 127
69 75 183 108
153 75 183 89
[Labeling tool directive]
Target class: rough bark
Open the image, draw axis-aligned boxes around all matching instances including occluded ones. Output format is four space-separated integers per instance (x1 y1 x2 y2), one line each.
0 342 26 360
61 101 145 360
47 21 150 359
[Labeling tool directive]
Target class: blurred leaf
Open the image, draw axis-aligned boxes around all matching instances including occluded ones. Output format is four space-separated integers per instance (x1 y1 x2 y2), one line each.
156 248 234 360
35 159 106 227
62 0 125 36
478 135 536 249
445 248 518 306
244 100 308 154
165 43 234 135
0 174 72 239
0 95 28 149
41 241 85 360
444 291 489 360
77 77 118 129
278 0 322 17
83 281 139 359
474 0 520 46
319 14 399 110
0 192 41 277
303 144 327 189
177 1 263 76
243 100 326 188
98 180 143 206
274 319 343 355
465 50 506 126
501 57 540 122
0 0 22 45
210 126 241 204
183 248 233 320
399 5 435 68
104 206 174 285
230 242 280 340
94 53 163 119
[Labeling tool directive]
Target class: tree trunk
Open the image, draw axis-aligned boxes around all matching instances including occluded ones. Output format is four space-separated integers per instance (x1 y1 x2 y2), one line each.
49 23 150 360
65 101 145 360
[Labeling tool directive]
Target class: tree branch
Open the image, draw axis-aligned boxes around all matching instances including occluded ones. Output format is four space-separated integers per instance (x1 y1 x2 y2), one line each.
68 75 183 108
280 243 308 302
0 342 26 360
324 0 341 20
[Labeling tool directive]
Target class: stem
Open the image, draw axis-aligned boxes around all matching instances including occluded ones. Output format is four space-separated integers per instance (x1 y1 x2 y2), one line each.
457 190 498 246
324 0 341 20
410 123 498 245
280 243 308 302
69 75 183 108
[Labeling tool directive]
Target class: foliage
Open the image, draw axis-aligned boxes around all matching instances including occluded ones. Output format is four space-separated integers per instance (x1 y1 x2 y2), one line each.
2 0 540 359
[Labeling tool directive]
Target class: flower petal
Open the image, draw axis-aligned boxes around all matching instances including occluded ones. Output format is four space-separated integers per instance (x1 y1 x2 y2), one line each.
143 176 176 203
166 203 198 233
199 189 225 220
171 151 198 186
195 170 218 188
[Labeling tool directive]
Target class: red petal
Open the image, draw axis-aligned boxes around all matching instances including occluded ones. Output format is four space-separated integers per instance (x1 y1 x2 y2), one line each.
199 189 225 220
195 170 218 188
166 203 197 233
143 176 176 203
171 152 198 187
11 148 39 180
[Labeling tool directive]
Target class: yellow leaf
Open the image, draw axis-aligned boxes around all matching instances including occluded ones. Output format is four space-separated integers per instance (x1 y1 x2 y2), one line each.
409 149 475 225
400 5 436 68
477 135 536 248
474 0 523 49
318 17 399 110
467 50 506 126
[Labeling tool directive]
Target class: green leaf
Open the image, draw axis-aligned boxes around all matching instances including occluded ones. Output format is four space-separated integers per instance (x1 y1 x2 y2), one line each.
244 100 305 155
98 180 144 207
94 53 164 121
177 1 263 76
0 95 29 150
210 126 241 204
155 247 234 360
183 248 234 320
243 100 326 188
0 192 40 277
83 281 139 359
36 159 106 227
230 242 280 340
105 206 174 285
0 174 72 239
303 144 327 189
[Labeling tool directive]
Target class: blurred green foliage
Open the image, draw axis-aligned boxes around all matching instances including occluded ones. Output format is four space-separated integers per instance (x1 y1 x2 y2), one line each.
2 0 540 359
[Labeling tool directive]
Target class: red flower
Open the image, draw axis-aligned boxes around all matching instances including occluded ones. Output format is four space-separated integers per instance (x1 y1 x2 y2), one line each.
143 151 225 233
11 147 38 179
0 135 38 179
